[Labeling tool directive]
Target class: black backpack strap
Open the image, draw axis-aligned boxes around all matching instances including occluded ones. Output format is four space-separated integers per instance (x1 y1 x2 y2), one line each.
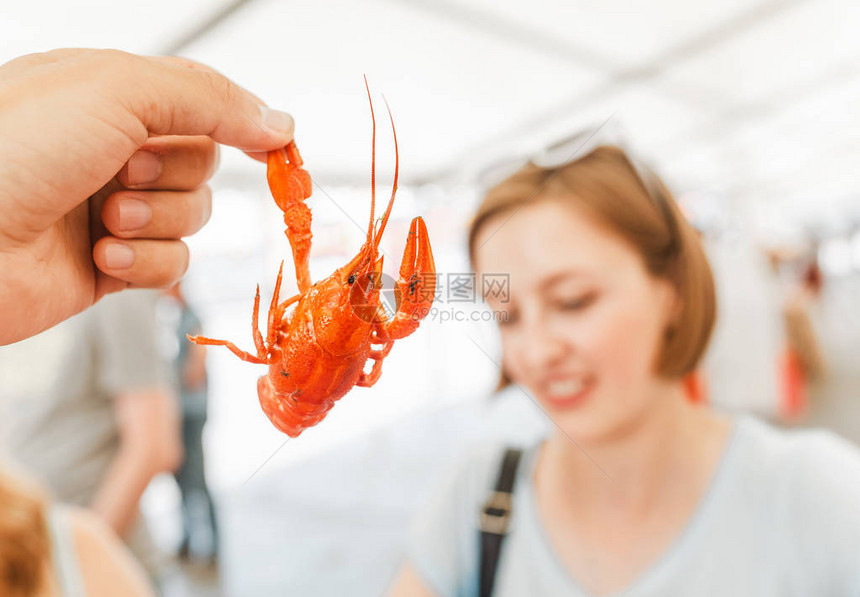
479 448 523 597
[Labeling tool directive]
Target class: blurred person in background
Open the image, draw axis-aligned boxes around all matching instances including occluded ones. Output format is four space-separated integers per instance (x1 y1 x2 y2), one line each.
163 284 219 566
0 290 182 586
790 245 860 445
0 464 155 597
779 254 828 420
388 146 860 597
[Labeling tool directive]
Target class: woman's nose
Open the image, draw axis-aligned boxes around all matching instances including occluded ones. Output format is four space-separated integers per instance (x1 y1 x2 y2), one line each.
516 315 568 372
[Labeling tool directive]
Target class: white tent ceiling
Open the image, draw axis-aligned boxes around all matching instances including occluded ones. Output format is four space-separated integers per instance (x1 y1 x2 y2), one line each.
4 0 860 232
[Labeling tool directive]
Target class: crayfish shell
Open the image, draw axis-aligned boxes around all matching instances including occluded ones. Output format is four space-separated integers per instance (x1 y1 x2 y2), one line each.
257 375 333 438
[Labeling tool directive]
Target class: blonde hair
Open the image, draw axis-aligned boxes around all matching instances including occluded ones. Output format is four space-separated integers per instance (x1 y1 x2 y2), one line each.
0 468 50 597
469 145 716 386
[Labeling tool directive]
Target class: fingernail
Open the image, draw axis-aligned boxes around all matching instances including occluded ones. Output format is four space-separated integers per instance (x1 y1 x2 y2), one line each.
260 106 294 135
104 243 135 269
126 151 162 186
117 198 152 231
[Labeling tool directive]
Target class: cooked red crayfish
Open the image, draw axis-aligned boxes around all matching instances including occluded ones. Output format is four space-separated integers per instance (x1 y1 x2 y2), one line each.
189 85 436 437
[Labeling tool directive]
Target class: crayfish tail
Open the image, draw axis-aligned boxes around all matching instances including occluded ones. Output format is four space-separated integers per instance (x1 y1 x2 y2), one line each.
257 376 331 438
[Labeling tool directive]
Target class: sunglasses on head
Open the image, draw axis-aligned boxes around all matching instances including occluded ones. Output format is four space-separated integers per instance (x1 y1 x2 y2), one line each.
476 119 681 250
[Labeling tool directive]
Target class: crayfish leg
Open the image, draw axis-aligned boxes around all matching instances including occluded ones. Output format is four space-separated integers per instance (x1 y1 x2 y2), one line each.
252 284 266 358
369 337 394 359
186 334 266 364
267 262 285 347
263 262 301 349
357 339 393 387
276 293 301 318
356 359 384 388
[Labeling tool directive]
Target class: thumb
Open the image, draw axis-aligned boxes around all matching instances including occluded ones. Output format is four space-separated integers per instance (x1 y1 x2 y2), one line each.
126 54 295 151
146 55 289 163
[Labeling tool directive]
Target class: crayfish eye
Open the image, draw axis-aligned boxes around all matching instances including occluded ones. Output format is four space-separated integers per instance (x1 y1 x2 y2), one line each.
348 274 356 285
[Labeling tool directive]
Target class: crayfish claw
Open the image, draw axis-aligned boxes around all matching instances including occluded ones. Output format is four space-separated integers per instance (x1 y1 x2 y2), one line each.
380 216 436 340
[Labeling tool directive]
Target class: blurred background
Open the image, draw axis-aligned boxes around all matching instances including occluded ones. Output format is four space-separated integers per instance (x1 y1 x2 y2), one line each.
2 0 860 595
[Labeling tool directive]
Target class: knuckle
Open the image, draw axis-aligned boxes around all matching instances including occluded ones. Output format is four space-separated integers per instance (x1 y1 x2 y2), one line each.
83 50 156 138
85 49 136 76
221 79 241 108
201 70 238 107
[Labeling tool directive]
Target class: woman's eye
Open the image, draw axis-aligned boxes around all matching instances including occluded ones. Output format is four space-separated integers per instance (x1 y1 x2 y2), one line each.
557 293 596 311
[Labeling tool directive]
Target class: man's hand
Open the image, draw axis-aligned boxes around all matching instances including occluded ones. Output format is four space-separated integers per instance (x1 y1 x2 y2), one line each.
0 49 294 344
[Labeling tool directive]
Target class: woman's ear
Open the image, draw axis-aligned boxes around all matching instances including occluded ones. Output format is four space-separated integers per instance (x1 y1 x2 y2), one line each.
661 281 682 336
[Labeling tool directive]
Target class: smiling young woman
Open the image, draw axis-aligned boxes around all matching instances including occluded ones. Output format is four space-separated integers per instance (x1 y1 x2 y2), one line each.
387 146 860 597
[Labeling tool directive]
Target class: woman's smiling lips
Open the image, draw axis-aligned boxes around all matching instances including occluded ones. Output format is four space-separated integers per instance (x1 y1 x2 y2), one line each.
539 376 595 409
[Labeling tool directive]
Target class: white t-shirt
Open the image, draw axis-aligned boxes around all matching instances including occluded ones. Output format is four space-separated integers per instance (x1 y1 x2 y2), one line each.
406 416 860 596
0 290 168 577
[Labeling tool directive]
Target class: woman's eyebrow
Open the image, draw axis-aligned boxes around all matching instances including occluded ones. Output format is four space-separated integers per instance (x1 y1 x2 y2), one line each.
539 269 588 290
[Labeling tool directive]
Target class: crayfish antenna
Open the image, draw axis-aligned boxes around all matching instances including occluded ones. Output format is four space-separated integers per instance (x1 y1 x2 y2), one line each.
364 75 376 248
373 94 399 252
